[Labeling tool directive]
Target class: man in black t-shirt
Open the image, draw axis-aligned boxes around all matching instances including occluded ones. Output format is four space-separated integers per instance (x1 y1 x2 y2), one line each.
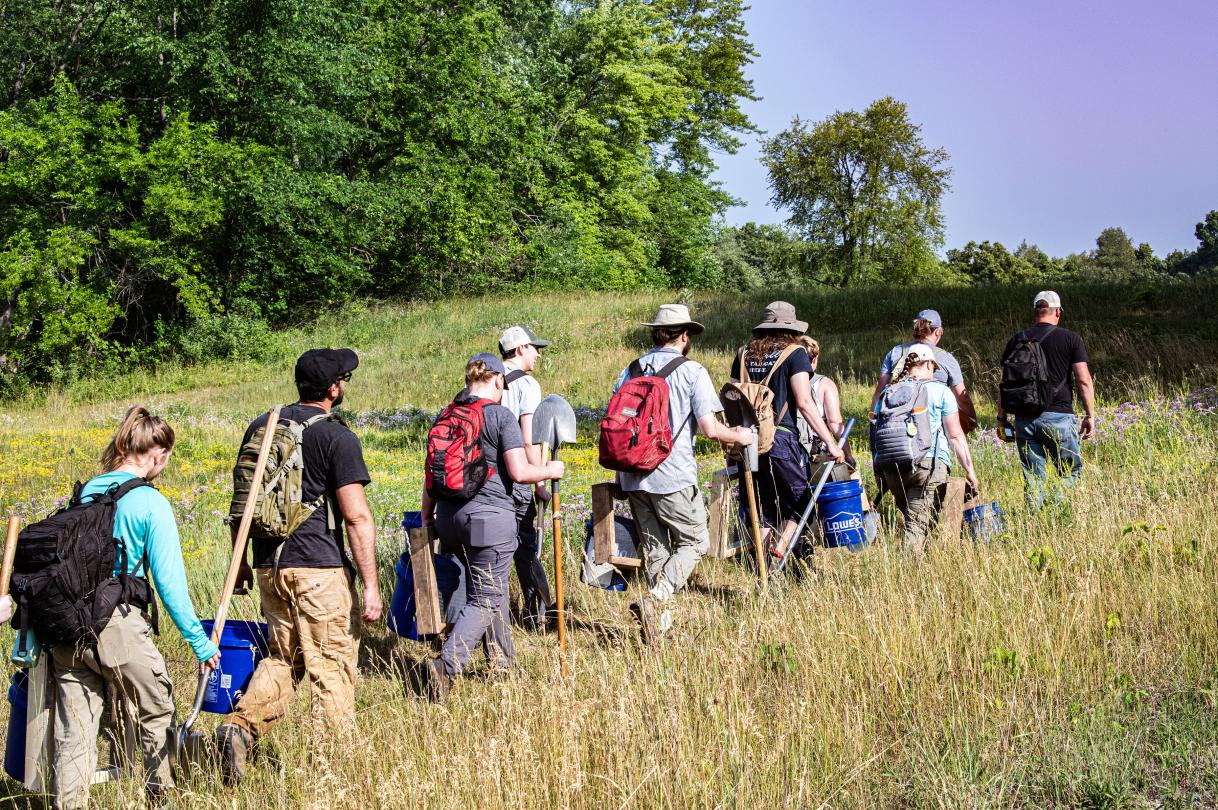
998 291 1097 510
217 348 380 784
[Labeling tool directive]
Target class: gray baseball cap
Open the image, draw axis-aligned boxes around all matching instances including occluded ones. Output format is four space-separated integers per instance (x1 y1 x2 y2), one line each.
468 352 506 376
916 309 942 329
499 325 551 353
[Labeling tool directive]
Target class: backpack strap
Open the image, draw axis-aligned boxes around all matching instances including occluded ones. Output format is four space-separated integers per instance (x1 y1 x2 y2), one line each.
654 357 688 379
762 344 804 425
504 369 527 386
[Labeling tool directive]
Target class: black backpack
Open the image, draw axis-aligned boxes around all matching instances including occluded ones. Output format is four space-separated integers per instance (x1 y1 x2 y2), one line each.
1000 326 1055 417
10 477 158 653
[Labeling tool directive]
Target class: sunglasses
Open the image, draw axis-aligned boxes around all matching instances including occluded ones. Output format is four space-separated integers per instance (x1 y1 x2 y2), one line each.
337 372 353 383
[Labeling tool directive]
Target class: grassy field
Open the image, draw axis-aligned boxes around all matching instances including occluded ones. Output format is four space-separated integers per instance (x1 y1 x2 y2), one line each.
2 282 1218 808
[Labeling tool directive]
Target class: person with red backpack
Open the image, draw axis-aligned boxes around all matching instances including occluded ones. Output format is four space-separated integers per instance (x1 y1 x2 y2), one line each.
419 353 564 700
605 304 751 644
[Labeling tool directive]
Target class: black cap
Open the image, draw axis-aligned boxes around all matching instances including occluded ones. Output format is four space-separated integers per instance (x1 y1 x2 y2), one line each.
295 348 359 390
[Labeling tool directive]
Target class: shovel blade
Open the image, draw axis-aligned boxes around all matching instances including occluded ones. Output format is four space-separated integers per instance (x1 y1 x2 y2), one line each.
533 394 577 449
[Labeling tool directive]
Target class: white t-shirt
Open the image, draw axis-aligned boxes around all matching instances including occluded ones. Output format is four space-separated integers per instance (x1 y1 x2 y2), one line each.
500 360 542 419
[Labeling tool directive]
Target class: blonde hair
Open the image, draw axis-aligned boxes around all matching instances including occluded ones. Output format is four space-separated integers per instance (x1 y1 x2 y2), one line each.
100 406 176 471
464 359 499 387
911 318 937 342
798 335 820 361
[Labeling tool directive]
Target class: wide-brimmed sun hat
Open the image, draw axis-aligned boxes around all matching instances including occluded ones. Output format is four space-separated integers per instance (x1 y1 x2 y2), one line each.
640 304 705 335
753 301 808 334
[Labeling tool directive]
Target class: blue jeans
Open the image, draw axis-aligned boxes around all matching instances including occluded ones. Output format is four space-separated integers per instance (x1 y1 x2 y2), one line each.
1014 411 1083 511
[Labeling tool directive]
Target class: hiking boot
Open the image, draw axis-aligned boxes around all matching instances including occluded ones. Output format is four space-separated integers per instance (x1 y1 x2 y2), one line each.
214 723 253 786
630 595 661 646
425 658 453 703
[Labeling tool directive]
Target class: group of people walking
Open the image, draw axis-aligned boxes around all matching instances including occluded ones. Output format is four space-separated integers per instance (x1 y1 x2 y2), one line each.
2 292 1096 806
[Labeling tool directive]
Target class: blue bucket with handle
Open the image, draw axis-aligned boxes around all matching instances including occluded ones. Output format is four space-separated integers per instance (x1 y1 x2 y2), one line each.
4 670 28 781
388 512 465 639
198 620 269 714
816 479 867 549
964 501 1005 542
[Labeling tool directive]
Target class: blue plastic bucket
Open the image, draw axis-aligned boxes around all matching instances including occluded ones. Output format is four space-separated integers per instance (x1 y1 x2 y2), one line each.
198 620 269 714
964 501 1006 542
5 671 28 781
817 479 867 549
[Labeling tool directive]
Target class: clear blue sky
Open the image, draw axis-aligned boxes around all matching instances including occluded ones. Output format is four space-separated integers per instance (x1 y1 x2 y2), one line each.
712 0 1218 257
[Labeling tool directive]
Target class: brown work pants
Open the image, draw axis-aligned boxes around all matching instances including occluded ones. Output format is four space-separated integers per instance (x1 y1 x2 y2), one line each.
226 567 360 739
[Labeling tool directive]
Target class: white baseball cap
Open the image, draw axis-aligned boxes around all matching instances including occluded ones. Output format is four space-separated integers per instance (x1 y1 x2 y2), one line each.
498 325 550 353
905 343 938 367
1033 290 1062 309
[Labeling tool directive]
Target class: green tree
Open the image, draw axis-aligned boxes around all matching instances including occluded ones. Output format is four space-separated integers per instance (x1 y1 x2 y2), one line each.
1093 226 1139 278
760 97 951 286
944 241 1037 284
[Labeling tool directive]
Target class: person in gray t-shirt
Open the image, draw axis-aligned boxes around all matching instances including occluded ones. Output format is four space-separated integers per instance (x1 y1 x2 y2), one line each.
612 304 751 645
498 324 553 630
870 309 978 434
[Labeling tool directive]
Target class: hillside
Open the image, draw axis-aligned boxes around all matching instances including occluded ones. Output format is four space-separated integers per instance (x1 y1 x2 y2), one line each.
2 282 1218 807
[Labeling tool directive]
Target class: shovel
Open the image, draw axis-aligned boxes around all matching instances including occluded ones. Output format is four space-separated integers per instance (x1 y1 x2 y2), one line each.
718 385 766 587
532 394 576 676
174 405 281 773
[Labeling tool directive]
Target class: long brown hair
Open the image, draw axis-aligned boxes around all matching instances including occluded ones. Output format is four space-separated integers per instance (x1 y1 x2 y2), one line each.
892 353 928 385
911 318 937 342
100 406 176 471
745 330 799 359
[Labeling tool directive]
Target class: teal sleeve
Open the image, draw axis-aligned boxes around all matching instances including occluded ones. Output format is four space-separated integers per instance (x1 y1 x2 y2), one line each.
143 496 220 662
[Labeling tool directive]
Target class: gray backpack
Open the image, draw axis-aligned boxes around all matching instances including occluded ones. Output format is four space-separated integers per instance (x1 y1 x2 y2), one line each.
870 378 938 467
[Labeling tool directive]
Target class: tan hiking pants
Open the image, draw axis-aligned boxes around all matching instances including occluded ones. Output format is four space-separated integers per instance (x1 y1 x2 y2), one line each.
227 567 360 738
51 605 175 809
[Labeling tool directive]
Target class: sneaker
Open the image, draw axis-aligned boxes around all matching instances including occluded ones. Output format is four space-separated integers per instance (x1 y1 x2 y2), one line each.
425 658 453 703
630 595 660 646
214 723 253 786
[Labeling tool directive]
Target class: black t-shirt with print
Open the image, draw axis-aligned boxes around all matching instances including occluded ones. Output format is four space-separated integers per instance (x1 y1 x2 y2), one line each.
730 344 815 429
243 404 371 569
1001 324 1089 414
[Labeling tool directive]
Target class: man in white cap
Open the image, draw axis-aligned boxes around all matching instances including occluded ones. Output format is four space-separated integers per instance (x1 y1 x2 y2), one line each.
498 324 554 630
612 304 752 644
998 291 1096 510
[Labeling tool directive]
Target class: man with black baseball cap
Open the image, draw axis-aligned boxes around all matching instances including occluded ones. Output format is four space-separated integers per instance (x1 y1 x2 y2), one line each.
499 325 555 630
216 347 380 783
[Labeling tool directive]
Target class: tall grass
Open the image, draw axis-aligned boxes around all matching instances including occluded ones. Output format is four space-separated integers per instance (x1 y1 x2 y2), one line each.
2 282 1217 807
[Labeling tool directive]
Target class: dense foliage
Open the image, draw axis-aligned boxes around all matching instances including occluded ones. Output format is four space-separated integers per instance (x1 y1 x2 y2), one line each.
0 0 757 386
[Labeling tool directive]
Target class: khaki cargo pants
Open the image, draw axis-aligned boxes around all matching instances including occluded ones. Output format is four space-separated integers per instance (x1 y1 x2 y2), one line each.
51 605 175 810
227 567 360 738
627 487 710 594
878 457 950 554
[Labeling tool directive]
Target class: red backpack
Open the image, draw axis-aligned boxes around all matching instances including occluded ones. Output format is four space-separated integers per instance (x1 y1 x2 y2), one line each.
599 357 688 473
426 397 493 500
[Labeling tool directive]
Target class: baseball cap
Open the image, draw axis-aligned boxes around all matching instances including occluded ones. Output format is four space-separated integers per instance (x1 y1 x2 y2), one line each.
499 325 550 353
1033 291 1062 309
295 348 359 390
468 352 506 376
916 309 942 329
906 343 938 366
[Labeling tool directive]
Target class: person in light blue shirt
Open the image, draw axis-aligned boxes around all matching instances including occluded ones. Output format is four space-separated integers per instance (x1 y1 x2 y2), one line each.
51 406 219 809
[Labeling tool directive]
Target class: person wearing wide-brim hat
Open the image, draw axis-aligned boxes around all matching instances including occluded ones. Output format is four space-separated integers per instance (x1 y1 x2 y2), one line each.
612 304 750 645
729 301 844 560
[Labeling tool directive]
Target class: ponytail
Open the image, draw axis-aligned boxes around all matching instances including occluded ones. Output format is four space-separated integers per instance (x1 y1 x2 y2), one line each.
911 318 936 342
464 359 500 387
891 353 922 386
100 406 176 471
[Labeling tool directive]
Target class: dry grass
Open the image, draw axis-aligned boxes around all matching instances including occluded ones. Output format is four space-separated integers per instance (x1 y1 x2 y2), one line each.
2 282 1218 808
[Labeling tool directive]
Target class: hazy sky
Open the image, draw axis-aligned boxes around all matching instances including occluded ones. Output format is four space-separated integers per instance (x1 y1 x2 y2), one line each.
712 1 1218 257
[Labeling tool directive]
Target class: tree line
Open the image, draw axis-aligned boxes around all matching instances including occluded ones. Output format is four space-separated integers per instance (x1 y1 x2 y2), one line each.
0 0 757 386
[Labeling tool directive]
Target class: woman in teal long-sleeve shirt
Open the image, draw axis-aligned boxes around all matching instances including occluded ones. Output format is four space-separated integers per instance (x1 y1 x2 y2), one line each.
51 406 220 810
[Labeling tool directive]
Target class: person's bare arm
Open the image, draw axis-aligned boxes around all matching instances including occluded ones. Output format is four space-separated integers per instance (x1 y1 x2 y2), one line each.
698 414 752 447
792 371 844 461
520 412 549 505
1074 362 1097 438
870 372 892 411
951 383 979 434
943 412 978 492
820 378 854 466
503 447 564 484
336 482 381 622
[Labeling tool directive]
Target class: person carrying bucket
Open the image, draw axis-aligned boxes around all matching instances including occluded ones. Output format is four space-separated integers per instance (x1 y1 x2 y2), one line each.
729 302 844 562
498 324 556 631
216 348 381 784
419 354 565 701
871 344 979 553
41 407 220 809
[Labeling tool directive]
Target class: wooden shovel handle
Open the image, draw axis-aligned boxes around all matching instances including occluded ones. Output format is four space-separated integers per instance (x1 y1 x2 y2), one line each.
1 515 19 598
212 405 282 644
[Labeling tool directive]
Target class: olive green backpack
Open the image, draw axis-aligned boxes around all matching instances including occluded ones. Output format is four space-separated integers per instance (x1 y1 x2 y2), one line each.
228 410 339 542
